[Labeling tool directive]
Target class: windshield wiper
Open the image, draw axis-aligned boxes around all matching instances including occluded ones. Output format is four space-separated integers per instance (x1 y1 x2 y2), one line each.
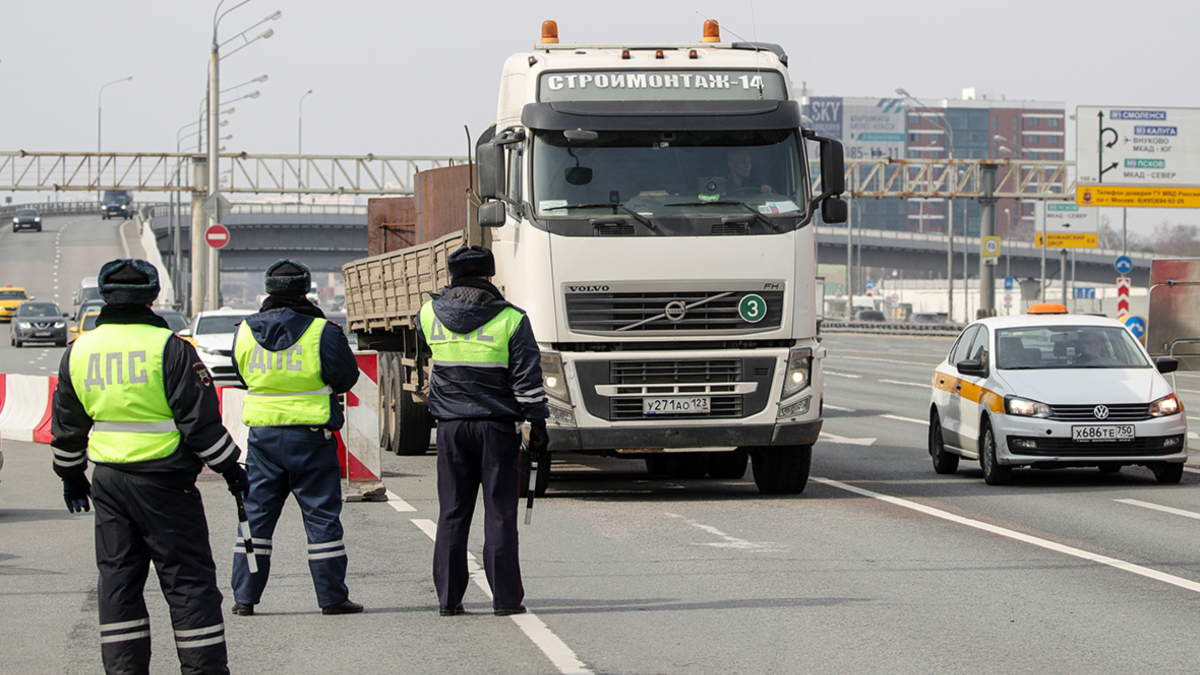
545 202 656 231
665 199 779 231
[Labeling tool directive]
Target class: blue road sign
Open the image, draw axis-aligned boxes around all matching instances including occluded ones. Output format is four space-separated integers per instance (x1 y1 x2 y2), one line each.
1123 314 1146 339
1004 276 1014 291
1115 255 1133 275
1073 287 1096 299
865 280 875 290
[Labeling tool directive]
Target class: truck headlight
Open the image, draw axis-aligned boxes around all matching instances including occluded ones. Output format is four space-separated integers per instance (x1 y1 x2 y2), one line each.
1149 393 1182 417
781 347 812 399
1005 396 1051 418
540 351 571 405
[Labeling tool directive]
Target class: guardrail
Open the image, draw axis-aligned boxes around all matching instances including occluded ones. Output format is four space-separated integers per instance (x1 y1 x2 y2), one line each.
821 320 965 336
148 203 367 218
0 202 101 217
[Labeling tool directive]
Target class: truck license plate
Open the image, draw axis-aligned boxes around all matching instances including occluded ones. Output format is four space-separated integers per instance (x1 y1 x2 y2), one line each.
1072 424 1135 442
643 396 710 415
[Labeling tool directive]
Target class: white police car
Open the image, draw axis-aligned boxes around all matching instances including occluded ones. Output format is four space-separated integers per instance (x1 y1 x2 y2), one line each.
928 304 1187 485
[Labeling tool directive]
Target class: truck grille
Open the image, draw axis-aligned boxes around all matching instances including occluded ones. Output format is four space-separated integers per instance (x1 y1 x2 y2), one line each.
611 359 742 384
565 290 784 334
574 357 775 421
1048 403 1152 422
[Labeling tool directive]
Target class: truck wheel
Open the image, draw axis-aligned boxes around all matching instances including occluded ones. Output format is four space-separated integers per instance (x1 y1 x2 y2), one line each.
979 423 1012 486
377 353 396 454
751 445 811 494
395 385 432 455
1150 462 1184 484
929 411 959 475
708 450 749 479
666 453 708 479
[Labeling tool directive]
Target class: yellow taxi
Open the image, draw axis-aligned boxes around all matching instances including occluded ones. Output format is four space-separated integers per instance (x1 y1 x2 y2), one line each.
0 286 30 322
69 310 102 340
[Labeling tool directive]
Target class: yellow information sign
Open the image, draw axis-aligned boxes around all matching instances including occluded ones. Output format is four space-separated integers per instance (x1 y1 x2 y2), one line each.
1036 233 1098 248
1077 185 1200 209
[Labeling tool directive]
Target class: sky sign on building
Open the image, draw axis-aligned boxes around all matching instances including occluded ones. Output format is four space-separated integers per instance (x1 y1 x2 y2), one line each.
1076 105 1200 208
806 97 906 160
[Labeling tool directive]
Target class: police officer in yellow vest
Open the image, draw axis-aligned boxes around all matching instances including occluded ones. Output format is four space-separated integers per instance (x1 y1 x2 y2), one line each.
230 259 362 616
417 245 549 616
51 258 246 675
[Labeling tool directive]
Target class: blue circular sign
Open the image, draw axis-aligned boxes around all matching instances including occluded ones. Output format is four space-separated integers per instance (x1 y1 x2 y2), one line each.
1115 255 1133 275
1123 314 1146 339
865 280 875 290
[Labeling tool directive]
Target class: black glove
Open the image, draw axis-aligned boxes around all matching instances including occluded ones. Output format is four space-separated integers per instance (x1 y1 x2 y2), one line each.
527 420 549 462
223 464 250 497
63 474 91 514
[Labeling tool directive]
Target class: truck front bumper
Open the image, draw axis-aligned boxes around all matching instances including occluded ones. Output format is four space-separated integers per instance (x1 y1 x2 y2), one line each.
547 418 822 452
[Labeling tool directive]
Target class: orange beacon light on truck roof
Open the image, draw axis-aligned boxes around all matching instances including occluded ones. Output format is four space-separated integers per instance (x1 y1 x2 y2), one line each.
702 20 720 43
541 20 559 44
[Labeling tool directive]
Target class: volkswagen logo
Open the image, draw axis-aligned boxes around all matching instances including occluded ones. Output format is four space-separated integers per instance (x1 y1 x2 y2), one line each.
1093 405 1110 420
664 300 688 322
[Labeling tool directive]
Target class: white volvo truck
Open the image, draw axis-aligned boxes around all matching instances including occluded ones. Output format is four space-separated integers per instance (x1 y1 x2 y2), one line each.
344 19 847 495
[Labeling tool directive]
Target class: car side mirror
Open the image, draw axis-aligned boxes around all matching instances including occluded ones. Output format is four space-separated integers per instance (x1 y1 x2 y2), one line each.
1156 356 1179 374
956 359 986 377
178 329 192 338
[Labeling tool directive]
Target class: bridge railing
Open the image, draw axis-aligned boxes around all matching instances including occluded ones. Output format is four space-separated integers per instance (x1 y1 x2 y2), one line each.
820 319 965 336
0 202 102 218
148 203 368 219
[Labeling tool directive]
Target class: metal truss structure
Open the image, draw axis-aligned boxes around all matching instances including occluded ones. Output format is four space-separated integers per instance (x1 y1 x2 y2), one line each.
0 151 467 195
823 158 1074 201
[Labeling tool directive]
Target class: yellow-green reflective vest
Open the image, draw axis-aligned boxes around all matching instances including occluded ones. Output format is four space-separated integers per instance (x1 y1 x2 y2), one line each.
234 318 332 427
69 323 180 464
418 303 523 367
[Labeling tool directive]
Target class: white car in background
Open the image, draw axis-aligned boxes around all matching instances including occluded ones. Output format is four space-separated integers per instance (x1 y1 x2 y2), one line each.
182 308 254 387
928 305 1187 485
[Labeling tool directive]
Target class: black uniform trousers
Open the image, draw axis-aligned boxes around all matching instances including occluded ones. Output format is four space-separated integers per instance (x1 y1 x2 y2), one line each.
433 418 524 610
91 464 228 675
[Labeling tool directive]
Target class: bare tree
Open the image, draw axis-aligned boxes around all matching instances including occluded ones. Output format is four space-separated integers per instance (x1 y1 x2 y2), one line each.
1152 222 1200 257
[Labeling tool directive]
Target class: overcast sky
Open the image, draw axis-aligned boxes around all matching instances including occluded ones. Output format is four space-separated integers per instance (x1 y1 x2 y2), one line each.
3 0 1196 235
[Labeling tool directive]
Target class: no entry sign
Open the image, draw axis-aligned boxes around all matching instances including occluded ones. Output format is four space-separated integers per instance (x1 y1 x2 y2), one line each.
205 224 230 250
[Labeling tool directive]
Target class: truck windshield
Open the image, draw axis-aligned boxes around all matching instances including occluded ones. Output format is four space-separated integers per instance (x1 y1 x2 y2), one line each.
531 128 808 235
103 191 129 204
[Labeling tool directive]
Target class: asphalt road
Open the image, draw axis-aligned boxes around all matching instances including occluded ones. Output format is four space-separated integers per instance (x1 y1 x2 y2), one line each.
0 213 126 375
4 333 1200 674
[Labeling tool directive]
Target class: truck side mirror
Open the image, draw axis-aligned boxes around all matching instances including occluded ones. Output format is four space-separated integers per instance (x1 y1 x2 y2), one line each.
476 141 505 200
822 197 847 224
819 138 845 196
478 200 506 228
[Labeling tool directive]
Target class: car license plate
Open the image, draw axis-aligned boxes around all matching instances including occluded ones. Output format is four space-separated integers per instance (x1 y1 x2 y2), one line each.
1072 424 1135 442
34 331 51 337
643 396 710 415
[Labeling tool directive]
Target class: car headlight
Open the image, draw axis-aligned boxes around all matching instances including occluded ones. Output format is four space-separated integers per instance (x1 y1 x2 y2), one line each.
54 321 65 328
781 347 812 399
1149 393 1182 417
1005 396 1052 418
11 218 17 223
199 345 223 356
17 321 31 328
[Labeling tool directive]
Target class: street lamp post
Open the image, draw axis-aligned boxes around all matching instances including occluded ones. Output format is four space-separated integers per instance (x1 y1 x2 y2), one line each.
896 87 956 321
97 76 132 196
298 89 312 203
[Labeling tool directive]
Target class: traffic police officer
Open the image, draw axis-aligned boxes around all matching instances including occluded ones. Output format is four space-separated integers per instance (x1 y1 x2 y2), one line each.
416 245 549 616
230 259 362 616
52 258 246 675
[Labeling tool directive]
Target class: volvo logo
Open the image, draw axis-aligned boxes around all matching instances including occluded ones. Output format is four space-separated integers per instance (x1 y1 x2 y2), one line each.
664 300 688 322
1093 405 1110 420
567 285 610 293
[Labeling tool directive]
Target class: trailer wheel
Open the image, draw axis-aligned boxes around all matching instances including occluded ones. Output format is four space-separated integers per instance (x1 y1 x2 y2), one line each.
395 384 432 456
378 353 396 455
750 445 811 494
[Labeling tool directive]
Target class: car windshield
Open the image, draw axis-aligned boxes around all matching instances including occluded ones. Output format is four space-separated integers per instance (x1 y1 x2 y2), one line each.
156 312 189 332
103 191 130 204
19 303 60 317
195 314 249 335
82 313 100 331
995 325 1151 369
16 209 36 217
0 290 27 300
531 128 808 235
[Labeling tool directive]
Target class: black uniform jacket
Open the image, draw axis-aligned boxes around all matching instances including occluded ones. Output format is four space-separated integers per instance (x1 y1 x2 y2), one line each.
51 305 241 482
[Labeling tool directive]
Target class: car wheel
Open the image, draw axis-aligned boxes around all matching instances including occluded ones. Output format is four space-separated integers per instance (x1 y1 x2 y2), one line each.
928 410 959 475
1097 462 1122 474
36 225 42 232
1150 462 1184 484
11 224 16 232
750 445 812 494
13 337 22 348
708 449 749 479
979 423 1012 486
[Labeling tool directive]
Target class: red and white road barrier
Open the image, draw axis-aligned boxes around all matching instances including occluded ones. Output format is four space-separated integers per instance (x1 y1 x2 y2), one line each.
0 373 56 443
338 351 386 500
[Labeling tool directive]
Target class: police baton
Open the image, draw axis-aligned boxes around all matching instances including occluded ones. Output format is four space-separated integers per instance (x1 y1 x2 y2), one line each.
524 455 538 525
235 493 258 574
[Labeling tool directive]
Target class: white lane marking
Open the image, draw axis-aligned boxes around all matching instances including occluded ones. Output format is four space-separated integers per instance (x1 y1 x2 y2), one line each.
881 414 927 426
824 371 862 379
824 404 856 412
827 354 943 367
1187 416 1200 423
879 379 930 389
1177 388 1200 394
665 512 782 552
410 518 592 674
819 432 876 446
385 490 416 512
815 477 1200 594
1115 499 1200 521
1189 432 1198 441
